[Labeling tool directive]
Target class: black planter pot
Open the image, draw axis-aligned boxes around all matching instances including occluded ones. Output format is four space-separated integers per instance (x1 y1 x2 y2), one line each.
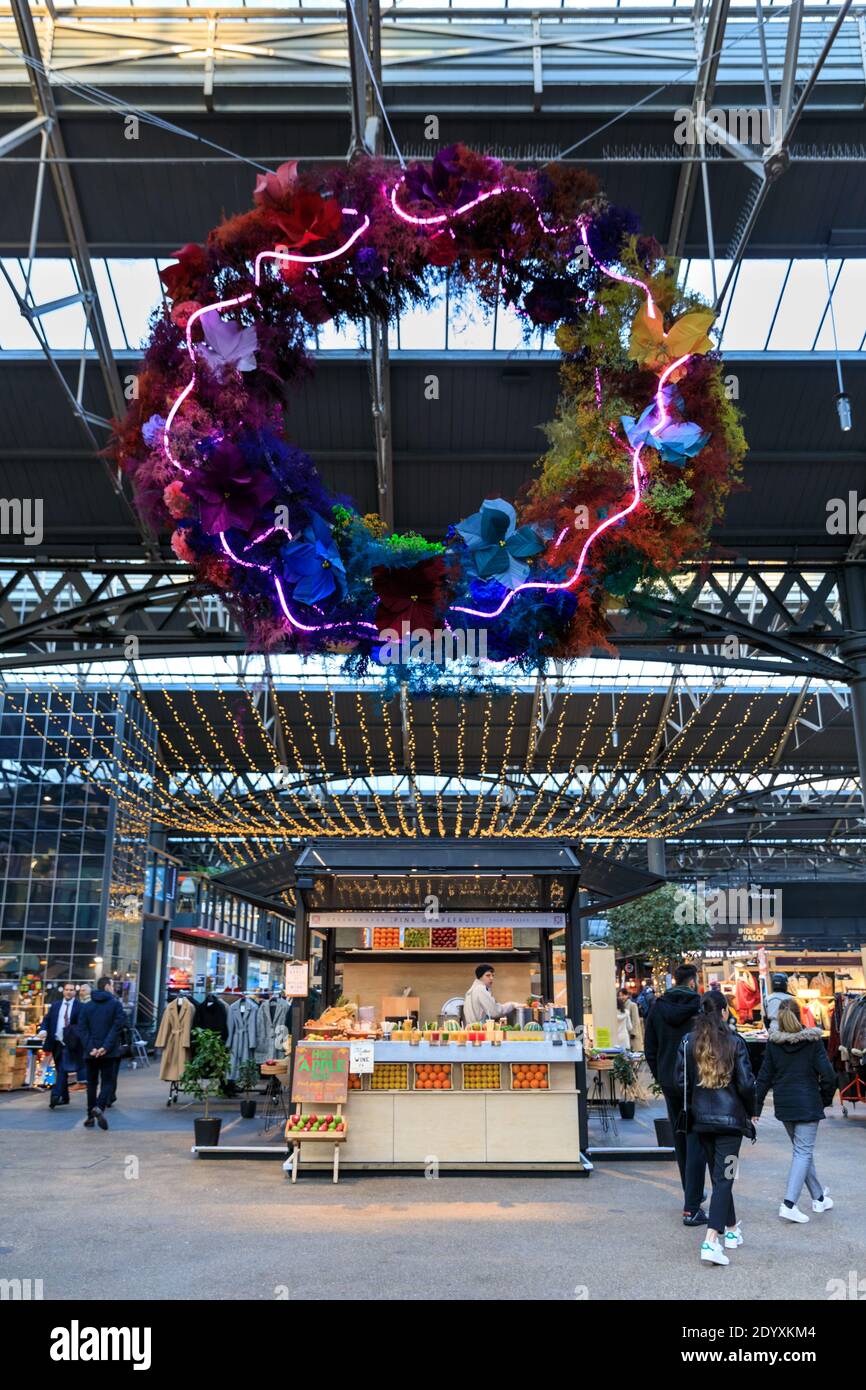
240 1099 257 1119
654 1116 675 1147
619 1100 636 1120
194 1116 222 1147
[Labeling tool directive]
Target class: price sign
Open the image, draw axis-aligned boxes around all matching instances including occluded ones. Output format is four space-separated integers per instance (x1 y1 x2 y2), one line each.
292 1044 350 1104
350 1041 374 1075
284 961 309 998
595 1026 612 1048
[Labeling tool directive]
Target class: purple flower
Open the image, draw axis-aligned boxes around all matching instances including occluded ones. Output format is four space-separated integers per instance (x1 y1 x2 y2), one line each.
183 441 277 535
404 145 479 210
353 247 384 282
141 414 166 448
197 314 258 380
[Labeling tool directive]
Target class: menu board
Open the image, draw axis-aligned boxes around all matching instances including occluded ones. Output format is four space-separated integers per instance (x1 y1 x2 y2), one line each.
284 961 309 998
292 1044 350 1104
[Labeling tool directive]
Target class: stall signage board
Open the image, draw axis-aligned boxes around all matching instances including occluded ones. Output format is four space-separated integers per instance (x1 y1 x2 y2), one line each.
595 1026 612 1048
284 961 309 998
349 1041 375 1075
292 1044 349 1103
309 911 566 929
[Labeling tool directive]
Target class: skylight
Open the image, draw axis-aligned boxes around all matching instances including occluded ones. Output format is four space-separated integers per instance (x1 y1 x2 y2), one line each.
1 255 863 356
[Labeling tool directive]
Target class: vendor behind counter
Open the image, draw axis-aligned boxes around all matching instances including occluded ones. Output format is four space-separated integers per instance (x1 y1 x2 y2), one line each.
462 964 519 1026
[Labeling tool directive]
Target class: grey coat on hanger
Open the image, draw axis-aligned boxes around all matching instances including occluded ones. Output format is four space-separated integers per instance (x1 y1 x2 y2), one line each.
255 996 291 1061
226 997 259 1079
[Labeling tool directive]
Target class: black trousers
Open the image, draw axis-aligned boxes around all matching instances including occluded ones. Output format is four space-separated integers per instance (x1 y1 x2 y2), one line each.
50 1042 69 1103
86 1056 116 1114
698 1132 742 1233
662 1087 707 1213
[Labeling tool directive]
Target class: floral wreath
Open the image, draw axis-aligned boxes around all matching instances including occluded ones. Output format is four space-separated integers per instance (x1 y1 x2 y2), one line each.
114 146 745 686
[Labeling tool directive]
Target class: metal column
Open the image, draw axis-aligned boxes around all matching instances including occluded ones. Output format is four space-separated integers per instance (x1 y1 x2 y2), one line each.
565 880 589 1155
838 563 866 817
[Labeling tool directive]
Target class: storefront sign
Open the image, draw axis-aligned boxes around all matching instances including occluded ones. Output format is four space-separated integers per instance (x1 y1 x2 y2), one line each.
284 961 309 998
349 1041 375 1075
309 911 566 929
292 1043 349 1104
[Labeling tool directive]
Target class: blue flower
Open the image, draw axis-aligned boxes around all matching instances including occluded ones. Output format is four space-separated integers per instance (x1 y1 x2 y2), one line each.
621 388 710 467
281 511 346 607
141 414 166 448
456 498 543 590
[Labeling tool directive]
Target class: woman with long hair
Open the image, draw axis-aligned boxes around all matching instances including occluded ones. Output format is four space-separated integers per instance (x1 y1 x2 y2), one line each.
755 997 838 1224
675 990 757 1266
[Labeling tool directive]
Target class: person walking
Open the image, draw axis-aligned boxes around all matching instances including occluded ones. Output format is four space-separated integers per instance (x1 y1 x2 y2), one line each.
755 998 838 1224
675 990 757 1267
644 963 707 1225
763 972 793 1027
79 977 126 1131
38 983 80 1110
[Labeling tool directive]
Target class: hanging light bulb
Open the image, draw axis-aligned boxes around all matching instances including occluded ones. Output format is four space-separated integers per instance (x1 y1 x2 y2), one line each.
825 257 853 434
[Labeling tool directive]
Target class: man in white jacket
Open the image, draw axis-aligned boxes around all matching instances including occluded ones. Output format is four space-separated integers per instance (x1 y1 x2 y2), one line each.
463 965 519 1026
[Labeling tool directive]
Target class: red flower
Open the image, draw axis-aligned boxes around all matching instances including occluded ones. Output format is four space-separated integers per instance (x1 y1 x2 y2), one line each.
253 160 300 212
159 244 207 301
170 299 201 330
268 192 343 249
372 556 448 636
426 232 458 268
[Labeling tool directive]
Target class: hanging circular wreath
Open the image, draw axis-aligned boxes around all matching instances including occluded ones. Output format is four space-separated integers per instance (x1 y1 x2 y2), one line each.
113 146 745 688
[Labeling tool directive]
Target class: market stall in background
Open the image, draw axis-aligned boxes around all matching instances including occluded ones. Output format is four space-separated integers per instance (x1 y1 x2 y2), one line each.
190 840 668 1174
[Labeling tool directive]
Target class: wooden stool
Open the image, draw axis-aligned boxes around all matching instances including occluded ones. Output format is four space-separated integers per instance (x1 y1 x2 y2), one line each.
285 1104 348 1183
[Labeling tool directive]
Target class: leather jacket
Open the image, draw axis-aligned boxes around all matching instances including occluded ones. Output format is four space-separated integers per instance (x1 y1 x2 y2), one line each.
675 1030 757 1138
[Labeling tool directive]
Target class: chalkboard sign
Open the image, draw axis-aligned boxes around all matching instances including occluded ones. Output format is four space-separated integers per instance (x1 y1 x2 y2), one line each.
292 1043 350 1104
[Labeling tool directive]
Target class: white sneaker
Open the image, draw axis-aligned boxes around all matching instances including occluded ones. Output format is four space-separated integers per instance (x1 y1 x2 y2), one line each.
701 1239 730 1266
779 1203 810 1223
724 1225 743 1249
812 1189 834 1213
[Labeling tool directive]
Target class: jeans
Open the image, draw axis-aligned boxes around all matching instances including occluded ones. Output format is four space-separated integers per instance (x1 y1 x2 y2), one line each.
782 1121 824 1205
86 1056 116 1114
662 1087 707 1213
50 1043 69 1103
698 1132 742 1233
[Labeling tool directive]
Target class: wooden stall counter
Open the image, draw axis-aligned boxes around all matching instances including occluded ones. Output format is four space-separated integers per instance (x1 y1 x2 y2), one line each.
283 1042 588 1176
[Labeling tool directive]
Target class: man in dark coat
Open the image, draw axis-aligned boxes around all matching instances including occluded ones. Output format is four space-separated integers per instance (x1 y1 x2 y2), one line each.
38 983 80 1109
644 962 708 1225
79 977 126 1130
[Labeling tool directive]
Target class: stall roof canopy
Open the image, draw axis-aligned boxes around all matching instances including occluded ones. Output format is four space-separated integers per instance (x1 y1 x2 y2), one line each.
217 840 664 913
295 840 580 878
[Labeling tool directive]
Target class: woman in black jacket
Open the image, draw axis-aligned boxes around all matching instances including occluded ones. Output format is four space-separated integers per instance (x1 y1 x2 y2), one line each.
755 998 838 1225
675 991 757 1266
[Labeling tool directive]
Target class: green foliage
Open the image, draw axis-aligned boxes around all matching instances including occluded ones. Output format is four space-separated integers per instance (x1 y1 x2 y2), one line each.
605 883 706 975
612 1050 639 1097
178 1027 231 1119
236 1058 261 1096
644 476 694 525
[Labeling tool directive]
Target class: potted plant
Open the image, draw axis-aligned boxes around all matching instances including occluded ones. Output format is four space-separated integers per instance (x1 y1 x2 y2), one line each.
236 1058 260 1119
179 1028 231 1146
649 1079 675 1146
612 1052 639 1120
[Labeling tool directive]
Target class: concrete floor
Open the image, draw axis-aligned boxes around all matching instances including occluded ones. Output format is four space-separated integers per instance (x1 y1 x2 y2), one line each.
1 1066 864 1301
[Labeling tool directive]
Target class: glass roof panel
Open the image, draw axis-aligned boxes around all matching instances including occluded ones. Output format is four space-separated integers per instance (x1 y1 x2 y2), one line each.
766 259 839 352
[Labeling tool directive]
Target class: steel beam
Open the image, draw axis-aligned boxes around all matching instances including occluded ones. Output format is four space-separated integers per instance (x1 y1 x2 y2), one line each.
667 0 731 259
9 0 158 557
346 0 395 529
